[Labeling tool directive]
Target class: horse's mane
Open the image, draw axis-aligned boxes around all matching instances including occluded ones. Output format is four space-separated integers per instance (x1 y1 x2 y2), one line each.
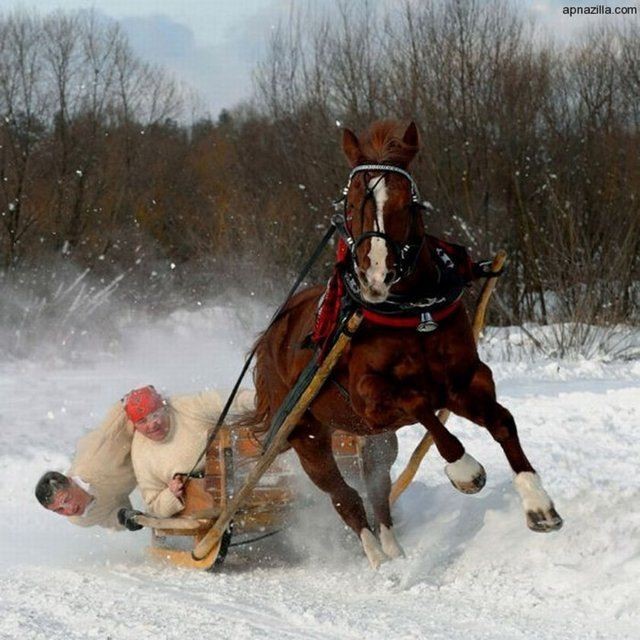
359 120 418 166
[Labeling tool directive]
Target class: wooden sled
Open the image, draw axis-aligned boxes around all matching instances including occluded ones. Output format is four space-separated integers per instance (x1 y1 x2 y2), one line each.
142 423 366 571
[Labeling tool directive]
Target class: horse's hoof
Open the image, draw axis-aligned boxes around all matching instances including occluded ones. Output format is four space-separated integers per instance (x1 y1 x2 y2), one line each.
379 524 405 559
514 472 563 533
360 528 388 570
445 453 486 494
526 506 563 533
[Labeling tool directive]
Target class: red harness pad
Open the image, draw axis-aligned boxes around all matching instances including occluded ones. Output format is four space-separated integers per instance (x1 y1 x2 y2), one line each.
311 239 348 350
429 236 475 284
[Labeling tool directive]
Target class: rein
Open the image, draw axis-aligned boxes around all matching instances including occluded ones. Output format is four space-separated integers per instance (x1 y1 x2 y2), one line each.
183 223 338 483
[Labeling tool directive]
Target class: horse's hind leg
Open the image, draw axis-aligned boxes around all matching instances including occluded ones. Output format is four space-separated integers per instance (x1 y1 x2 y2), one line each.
361 432 404 559
449 362 563 533
289 420 387 569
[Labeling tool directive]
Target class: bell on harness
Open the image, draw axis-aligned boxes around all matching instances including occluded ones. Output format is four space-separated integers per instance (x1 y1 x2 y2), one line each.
417 312 438 333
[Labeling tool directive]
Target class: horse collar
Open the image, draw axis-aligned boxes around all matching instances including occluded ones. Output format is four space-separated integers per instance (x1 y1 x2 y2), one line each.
361 299 463 332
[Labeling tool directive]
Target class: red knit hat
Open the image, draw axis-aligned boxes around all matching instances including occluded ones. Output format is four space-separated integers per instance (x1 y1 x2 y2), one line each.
124 386 164 423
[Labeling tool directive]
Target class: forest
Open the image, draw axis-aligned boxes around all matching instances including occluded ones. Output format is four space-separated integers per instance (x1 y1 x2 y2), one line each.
1 1 638 334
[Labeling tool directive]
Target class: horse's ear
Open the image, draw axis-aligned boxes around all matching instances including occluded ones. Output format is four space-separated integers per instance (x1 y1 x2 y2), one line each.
342 128 363 167
402 121 419 150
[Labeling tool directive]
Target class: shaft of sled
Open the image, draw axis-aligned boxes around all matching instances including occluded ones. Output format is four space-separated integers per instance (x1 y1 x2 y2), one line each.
389 250 507 506
471 250 507 342
193 311 363 561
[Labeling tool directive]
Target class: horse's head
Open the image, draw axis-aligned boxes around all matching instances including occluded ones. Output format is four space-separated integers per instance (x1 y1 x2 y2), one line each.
340 120 424 304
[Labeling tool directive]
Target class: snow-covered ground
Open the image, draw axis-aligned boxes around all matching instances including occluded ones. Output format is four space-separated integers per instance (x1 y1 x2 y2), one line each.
1 306 639 639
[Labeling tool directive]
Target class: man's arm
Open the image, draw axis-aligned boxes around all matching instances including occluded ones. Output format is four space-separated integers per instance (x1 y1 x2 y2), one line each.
68 494 133 530
169 390 222 423
64 402 136 531
102 495 134 530
137 473 184 518
71 402 136 498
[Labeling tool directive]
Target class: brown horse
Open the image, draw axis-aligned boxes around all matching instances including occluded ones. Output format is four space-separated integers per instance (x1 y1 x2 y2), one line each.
246 120 562 569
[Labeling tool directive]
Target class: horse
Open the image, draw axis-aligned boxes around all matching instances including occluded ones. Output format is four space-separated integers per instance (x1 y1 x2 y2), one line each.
245 120 563 569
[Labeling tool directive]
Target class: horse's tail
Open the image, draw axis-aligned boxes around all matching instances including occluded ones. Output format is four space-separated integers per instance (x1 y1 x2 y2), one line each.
231 284 324 441
231 334 273 438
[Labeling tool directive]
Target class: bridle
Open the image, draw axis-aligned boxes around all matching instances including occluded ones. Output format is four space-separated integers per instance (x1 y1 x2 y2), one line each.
332 164 427 286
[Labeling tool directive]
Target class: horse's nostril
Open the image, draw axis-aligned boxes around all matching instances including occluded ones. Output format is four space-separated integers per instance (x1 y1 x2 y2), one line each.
384 270 396 285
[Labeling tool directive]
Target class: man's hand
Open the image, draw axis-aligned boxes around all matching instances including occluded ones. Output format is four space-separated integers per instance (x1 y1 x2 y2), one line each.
117 508 144 531
168 475 185 499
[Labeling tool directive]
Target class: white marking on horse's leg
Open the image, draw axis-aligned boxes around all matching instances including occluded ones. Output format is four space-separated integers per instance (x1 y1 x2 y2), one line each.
513 472 563 532
360 528 387 570
445 452 486 494
364 177 390 296
379 524 405 559
513 471 552 510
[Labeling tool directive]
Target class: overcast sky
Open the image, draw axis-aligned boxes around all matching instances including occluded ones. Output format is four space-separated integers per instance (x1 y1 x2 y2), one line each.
0 0 635 117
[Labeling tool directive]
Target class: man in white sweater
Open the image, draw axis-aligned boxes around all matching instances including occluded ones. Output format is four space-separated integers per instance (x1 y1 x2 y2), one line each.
35 402 136 530
126 385 254 518
36 386 254 527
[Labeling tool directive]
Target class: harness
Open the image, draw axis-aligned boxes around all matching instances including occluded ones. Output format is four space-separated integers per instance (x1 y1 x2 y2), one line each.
336 238 469 334
311 164 502 350
187 161 502 476
333 163 427 286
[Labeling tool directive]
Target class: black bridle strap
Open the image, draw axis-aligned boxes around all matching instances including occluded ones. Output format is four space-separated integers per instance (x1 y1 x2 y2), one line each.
339 166 425 284
183 222 338 482
354 230 402 263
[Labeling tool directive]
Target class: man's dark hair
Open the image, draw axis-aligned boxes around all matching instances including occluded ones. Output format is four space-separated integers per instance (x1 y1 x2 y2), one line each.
35 471 70 507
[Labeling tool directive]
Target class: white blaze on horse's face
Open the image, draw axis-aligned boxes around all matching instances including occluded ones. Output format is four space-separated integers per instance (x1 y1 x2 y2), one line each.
360 176 392 303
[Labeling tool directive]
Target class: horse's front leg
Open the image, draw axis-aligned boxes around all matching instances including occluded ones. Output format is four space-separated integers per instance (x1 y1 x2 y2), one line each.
360 432 405 559
448 362 563 533
353 370 487 496
417 410 487 495
288 419 388 569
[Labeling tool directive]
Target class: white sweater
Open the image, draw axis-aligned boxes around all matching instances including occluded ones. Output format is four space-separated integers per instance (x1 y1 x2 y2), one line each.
131 389 255 517
68 402 136 530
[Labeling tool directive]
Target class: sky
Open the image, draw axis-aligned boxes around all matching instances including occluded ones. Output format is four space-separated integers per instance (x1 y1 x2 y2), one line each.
0 0 636 117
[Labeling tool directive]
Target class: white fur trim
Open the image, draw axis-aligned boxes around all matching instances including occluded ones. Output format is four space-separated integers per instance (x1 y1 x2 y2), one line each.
445 452 483 484
360 528 387 570
513 472 552 511
379 524 404 559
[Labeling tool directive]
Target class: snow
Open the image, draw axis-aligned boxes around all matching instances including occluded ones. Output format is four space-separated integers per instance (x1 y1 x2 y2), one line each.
1 306 639 639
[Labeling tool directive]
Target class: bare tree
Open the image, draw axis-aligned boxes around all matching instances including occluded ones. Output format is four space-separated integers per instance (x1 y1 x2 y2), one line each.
0 11 47 267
